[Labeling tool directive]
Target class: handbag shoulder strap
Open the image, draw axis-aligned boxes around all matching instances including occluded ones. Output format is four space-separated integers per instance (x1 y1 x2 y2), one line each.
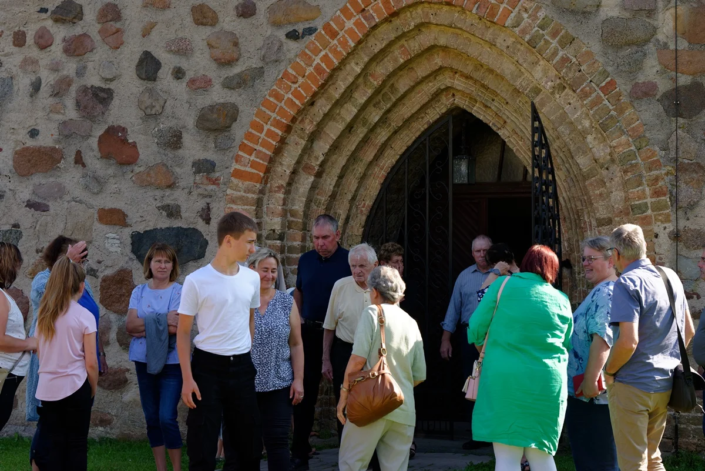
478 276 511 360
6 351 26 375
375 304 387 357
655 266 691 374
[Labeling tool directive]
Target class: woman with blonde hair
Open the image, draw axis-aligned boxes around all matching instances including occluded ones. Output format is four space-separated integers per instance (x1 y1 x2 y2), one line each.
31 256 98 471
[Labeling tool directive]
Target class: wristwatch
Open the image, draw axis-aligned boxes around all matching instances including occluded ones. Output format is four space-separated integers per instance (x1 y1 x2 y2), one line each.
489 268 502 276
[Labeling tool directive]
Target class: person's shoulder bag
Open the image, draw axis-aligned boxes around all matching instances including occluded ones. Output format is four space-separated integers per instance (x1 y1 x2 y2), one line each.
655 266 705 412
0 352 26 390
463 276 511 402
345 304 404 427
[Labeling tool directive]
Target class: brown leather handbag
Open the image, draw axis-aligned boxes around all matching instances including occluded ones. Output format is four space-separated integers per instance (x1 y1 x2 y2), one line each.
345 304 404 427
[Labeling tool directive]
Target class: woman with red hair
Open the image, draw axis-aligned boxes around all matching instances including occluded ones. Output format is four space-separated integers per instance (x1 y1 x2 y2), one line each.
468 245 573 471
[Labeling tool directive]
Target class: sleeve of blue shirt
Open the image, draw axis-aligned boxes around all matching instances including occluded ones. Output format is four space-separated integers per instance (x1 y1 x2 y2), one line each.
586 285 615 347
296 258 303 291
440 276 463 333
610 278 640 325
170 284 182 312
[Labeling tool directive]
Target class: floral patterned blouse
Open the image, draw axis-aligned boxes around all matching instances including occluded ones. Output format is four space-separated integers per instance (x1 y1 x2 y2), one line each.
567 280 615 404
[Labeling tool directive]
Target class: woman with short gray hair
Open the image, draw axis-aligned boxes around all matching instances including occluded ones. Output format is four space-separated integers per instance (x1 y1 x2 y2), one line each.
336 266 426 470
565 236 619 471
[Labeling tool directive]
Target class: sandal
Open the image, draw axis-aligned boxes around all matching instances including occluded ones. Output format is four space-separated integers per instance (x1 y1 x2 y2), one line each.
409 441 417 460
521 459 531 471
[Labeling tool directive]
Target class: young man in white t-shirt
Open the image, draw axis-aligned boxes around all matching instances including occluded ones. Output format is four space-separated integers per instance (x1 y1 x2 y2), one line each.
177 211 261 471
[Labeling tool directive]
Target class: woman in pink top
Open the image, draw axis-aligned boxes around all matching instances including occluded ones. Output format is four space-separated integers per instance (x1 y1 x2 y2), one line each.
31 256 98 471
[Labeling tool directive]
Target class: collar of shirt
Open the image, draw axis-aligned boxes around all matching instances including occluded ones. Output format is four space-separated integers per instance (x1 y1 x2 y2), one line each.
621 257 652 275
352 281 371 294
318 243 344 262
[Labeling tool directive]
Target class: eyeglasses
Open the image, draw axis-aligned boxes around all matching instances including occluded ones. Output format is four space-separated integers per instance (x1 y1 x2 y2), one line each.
581 256 607 264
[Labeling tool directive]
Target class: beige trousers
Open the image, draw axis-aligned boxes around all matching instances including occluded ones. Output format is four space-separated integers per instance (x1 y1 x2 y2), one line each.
338 418 415 471
607 381 671 471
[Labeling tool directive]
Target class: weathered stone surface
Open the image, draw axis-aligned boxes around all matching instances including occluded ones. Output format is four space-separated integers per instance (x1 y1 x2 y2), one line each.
64 202 94 242
196 102 239 131
131 227 209 265
33 181 66 201
198 203 211 225
624 0 655 10
100 269 135 314
136 51 162 81
0 77 13 106
98 125 140 165
630 81 658 99
668 130 703 164
13 30 27 47
26 200 50 212
105 233 120 253
13 146 63 176
669 227 705 250
28 128 40 139
142 21 157 37
59 119 92 137
63 33 95 56
261 34 283 63
551 0 601 12
206 31 240 64
132 163 176 188
235 0 256 18
657 50 705 76
301 26 317 38
157 203 182 219
165 37 193 55
98 367 129 390
602 18 656 47
285 29 300 41
74 149 86 167
98 208 128 226
98 23 124 49
6 287 29 321
171 66 186 80
29 77 42 98
0 229 22 245
152 126 183 149
267 0 321 26
51 0 84 23
116 318 131 349
91 410 115 427
99 61 119 81
97 3 121 23
192 158 216 174
192 4 219 26
214 135 235 150
676 6 705 44
50 75 73 97
675 162 705 208
614 47 646 73
143 0 170 8
138 87 166 115
222 67 264 90
34 26 54 49
187 75 212 90
75 63 87 78
659 82 705 119
76 85 114 118
46 59 63 71
19 57 40 73
80 171 103 194
26 258 46 279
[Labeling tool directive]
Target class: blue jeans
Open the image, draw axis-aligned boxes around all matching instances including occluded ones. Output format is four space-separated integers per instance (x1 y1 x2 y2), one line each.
566 396 618 471
134 362 183 449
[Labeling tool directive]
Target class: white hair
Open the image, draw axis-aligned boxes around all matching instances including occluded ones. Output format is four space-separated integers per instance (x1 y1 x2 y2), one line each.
349 243 377 265
472 235 492 250
610 224 647 261
368 266 405 304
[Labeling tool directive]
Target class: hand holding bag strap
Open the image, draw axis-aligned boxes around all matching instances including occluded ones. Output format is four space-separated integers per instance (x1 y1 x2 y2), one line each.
477 276 511 365
655 267 691 375
375 304 387 358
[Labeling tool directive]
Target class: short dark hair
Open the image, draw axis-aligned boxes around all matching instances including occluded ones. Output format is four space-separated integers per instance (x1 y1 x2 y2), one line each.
379 242 403 264
486 243 514 265
42 235 79 269
0 243 22 289
313 214 339 232
520 245 560 285
143 243 180 282
217 211 258 245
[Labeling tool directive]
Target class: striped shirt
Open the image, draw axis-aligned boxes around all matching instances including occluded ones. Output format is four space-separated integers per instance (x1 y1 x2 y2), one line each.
441 264 491 333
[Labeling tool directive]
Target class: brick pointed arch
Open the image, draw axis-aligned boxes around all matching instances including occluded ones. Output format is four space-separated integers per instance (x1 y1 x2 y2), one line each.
226 0 671 281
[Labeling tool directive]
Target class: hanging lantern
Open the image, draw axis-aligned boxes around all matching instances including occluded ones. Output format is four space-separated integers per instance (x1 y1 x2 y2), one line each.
453 120 475 184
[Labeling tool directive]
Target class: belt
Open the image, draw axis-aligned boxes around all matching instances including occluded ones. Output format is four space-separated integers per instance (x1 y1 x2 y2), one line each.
302 318 324 328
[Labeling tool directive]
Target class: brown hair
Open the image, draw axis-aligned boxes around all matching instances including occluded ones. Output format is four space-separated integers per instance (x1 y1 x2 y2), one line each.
520 245 560 285
36 256 86 342
42 235 79 269
217 211 258 245
378 242 403 265
0 242 23 289
143 243 180 282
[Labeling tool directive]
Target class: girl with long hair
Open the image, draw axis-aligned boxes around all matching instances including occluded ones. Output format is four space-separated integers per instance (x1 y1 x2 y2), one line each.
31 256 98 471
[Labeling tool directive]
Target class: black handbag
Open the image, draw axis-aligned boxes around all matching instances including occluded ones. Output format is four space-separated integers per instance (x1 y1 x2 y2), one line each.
655 266 705 412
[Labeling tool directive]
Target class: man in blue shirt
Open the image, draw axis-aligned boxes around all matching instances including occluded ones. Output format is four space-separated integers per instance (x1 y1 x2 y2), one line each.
291 215 351 471
692 245 705 437
440 234 493 450
604 224 694 471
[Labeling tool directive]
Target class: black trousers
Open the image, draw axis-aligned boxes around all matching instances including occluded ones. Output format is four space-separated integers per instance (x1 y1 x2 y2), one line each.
186 348 261 471
332 339 353 442
291 323 324 462
0 373 23 433
31 378 92 471
224 387 293 471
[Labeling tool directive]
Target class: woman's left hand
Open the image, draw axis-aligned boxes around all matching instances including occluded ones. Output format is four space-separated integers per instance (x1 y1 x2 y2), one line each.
290 378 304 405
99 354 109 376
337 392 348 426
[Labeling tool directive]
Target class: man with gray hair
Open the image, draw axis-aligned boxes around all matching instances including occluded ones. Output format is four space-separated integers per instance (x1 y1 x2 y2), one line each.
440 234 493 450
604 224 694 471
322 243 378 442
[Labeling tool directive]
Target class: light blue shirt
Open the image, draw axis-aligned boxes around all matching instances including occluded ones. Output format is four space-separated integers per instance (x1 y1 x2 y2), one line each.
441 264 490 333
610 259 686 393
567 280 615 404
128 283 182 364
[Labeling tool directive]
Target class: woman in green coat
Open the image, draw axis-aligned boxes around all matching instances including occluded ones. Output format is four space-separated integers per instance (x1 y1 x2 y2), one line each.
468 245 573 471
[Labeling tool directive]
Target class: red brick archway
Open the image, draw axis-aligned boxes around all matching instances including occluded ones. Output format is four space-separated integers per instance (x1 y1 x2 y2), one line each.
225 0 671 287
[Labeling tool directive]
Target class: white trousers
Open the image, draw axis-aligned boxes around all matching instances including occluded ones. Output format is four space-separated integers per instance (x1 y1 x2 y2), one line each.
493 443 557 471
338 418 414 471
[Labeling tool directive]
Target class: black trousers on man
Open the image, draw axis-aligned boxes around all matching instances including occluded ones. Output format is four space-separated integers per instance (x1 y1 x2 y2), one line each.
186 348 261 471
331 338 353 442
291 322 324 463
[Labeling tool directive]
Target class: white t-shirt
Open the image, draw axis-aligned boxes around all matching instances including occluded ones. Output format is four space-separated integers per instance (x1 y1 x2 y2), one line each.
179 263 261 356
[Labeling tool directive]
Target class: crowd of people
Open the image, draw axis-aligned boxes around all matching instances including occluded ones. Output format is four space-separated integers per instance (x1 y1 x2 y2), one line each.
0 211 703 471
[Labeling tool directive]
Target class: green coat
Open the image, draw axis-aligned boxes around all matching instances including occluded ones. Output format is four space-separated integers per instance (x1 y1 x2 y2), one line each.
467 273 573 455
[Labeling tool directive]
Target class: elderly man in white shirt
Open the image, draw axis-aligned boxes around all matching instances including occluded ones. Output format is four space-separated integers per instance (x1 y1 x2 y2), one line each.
322 243 378 441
